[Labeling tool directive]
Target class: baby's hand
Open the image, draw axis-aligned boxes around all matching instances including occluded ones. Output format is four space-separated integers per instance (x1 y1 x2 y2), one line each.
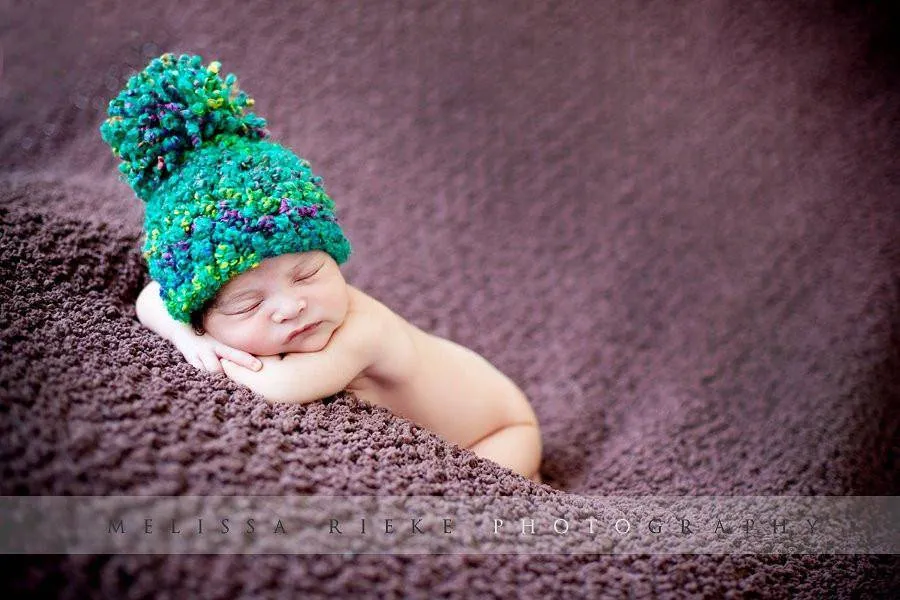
172 331 262 374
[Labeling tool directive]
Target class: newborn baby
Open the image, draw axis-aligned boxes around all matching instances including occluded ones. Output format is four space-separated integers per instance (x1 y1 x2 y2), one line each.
103 52 542 484
136 251 543 483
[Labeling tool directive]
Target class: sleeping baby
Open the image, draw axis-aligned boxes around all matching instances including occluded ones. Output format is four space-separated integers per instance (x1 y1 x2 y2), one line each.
102 53 542 483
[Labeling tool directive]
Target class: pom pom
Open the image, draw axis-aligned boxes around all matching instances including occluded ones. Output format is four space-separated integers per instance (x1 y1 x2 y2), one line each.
99 53 268 201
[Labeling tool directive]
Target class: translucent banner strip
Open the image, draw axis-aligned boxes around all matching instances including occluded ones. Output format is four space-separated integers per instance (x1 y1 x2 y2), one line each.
0 496 896 554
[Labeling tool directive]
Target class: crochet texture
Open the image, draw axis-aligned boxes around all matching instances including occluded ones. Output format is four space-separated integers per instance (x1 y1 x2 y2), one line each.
100 53 352 322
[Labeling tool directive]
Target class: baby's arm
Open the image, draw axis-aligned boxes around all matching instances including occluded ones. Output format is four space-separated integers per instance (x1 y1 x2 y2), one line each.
221 335 373 405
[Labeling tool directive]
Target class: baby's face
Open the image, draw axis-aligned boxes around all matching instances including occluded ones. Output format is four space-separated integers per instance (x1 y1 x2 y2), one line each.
202 251 349 356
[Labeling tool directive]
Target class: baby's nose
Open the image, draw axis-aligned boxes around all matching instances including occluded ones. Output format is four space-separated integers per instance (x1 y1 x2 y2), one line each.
272 298 305 322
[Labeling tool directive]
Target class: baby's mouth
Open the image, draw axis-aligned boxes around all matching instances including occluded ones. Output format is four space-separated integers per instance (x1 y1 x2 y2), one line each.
286 321 322 342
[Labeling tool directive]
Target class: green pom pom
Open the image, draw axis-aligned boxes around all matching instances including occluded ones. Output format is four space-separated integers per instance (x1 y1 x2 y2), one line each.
99 53 268 201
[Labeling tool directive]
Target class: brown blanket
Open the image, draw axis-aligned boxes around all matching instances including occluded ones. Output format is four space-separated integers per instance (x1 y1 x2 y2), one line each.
1 0 898 596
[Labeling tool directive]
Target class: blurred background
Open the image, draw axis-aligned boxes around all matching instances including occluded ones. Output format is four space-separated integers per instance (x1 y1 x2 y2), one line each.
2 0 899 491
2 0 899 492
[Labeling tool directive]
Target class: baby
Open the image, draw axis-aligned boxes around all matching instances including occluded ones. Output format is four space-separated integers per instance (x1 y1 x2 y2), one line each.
105 53 542 483
136 251 542 482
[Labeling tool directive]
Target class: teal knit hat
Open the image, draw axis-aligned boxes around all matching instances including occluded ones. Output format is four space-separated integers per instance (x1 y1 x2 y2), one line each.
100 52 352 323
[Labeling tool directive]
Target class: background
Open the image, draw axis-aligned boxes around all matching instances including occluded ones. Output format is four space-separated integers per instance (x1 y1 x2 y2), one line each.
1 0 898 596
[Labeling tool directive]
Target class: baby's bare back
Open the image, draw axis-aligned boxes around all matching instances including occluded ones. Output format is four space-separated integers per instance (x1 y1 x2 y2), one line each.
347 287 538 449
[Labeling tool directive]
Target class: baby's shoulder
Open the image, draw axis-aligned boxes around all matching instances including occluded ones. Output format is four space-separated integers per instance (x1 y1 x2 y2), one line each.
346 285 420 385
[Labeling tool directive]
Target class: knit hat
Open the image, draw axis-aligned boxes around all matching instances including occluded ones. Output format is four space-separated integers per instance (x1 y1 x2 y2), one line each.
100 52 352 323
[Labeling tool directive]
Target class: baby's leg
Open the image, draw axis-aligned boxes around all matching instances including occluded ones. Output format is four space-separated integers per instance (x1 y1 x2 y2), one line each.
467 423 542 482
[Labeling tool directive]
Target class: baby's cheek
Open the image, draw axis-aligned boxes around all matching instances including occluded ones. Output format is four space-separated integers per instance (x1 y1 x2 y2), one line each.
214 320 261 351
235 322 274 353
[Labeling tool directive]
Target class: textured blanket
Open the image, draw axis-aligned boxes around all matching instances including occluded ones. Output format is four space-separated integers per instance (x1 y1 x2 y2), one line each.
1 0 898 597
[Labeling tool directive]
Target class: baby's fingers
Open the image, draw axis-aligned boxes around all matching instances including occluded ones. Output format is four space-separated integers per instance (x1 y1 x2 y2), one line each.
215 345 262 371
181 349 205 371
197 349 224 373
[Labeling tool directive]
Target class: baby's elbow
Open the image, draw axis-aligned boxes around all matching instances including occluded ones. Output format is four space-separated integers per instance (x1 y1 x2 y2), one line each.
134 281 158 321
134 297 150 328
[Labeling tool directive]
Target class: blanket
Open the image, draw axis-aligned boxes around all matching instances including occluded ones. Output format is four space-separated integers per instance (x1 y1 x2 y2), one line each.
1 0 898 597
